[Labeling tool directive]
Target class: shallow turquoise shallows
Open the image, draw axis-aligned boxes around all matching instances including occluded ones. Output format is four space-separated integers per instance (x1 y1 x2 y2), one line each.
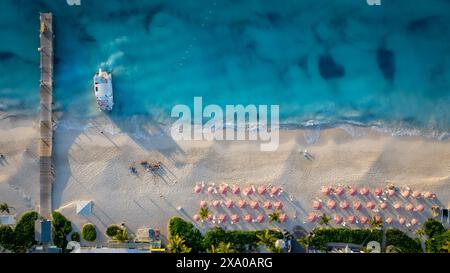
1 0 450 138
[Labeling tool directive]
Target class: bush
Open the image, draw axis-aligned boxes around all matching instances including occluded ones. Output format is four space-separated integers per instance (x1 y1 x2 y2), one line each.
13 211 39 253
168 217 204 253
106 225 121 237
308 228 382 250
71 232 80 242
52 211 72 251
425 230 450 253
82 224 97 242
0 225 15 250
423 219 445 238
385 229 422 253
203 227 283 252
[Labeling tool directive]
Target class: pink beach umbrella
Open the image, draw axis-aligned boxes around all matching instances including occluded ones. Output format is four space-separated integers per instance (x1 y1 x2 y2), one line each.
340 201 349 209
200 200 208 208
243 186 254 196
257 185 267 194
250 201 259 209
231 214 240 223
334 215 343 224
401 190 410 198
398 217 406 225
387 189 395 197
225 199 234 208
353 201 362 210
405 203 414 211
207 214 213 222
347 215 356 224
193 214 200 221
360 216 369 225
256 214 265 223
274 201 283 210
321 186 331 195
415 204 424 212
280 214 288 223
380 202 388 210
410 218 418 226
385 217 393 224
212 200 221 208
423 191 433 199
366 201 375 210
218 214 227 223
360 186 370 196
374 187 383 196
271 186 281 196
238 200 247 208
219 184 228 194
348 187 358 196
207 186 214 194
393 202 401 210
335 186 345 196
412 191 421 198
194 185 202 193
307 213 317 222
244 215 253 223
327 200 337 209
263 201 272 209
312 200 322 210
231 185 240 194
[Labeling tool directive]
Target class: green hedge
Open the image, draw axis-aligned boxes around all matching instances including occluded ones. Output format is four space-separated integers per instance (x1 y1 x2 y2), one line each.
168 217 284 253
168 217 204 253
308 228 382 250
385 229 422 253
203 227 283 252
425 230 449 253
82 223 97 242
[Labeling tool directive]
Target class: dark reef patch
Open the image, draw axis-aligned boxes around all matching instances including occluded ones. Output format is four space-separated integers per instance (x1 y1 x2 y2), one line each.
0 51 16 61
407 16 438 33
376 47 395 81
318 54 345 80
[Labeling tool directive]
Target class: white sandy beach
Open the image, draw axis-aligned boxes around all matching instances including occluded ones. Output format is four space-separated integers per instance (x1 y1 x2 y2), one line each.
1 114 449 245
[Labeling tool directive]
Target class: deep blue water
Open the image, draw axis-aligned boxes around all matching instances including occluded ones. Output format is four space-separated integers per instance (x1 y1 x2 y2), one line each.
1 0 450 137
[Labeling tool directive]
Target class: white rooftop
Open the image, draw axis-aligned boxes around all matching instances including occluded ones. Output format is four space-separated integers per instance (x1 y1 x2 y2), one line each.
76 201 92 216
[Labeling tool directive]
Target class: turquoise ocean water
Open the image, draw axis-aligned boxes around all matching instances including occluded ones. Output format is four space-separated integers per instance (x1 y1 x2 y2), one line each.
1 0 450 138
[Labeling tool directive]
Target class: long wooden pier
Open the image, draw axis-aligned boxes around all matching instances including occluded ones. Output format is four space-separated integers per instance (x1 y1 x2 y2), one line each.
38 13 54 219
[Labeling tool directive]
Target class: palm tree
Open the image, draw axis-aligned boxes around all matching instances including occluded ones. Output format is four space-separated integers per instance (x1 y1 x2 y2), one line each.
167 235 192 253
441 241 450 253
199 207 209 221
210 242 235 253
268 211 281 223
113 227 128 243
415 228 426 251
369 217 383 229
0 203 11 214
256 230 277 251
318 213 330 226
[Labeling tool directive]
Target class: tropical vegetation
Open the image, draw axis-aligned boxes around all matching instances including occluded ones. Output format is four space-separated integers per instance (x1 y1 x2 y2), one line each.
82 223 97 242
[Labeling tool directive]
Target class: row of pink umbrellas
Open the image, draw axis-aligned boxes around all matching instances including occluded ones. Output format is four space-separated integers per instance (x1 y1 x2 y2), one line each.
201 200 283 210
194 184 282 196
321 186 435 199
307 213 419 226
313 200 425 212
193 213 288 223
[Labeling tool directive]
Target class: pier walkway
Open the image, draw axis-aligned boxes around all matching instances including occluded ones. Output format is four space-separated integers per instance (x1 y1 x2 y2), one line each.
39 13 54 220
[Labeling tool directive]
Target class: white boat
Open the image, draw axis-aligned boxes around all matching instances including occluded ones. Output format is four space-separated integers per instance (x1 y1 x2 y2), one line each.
93 68 113 111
